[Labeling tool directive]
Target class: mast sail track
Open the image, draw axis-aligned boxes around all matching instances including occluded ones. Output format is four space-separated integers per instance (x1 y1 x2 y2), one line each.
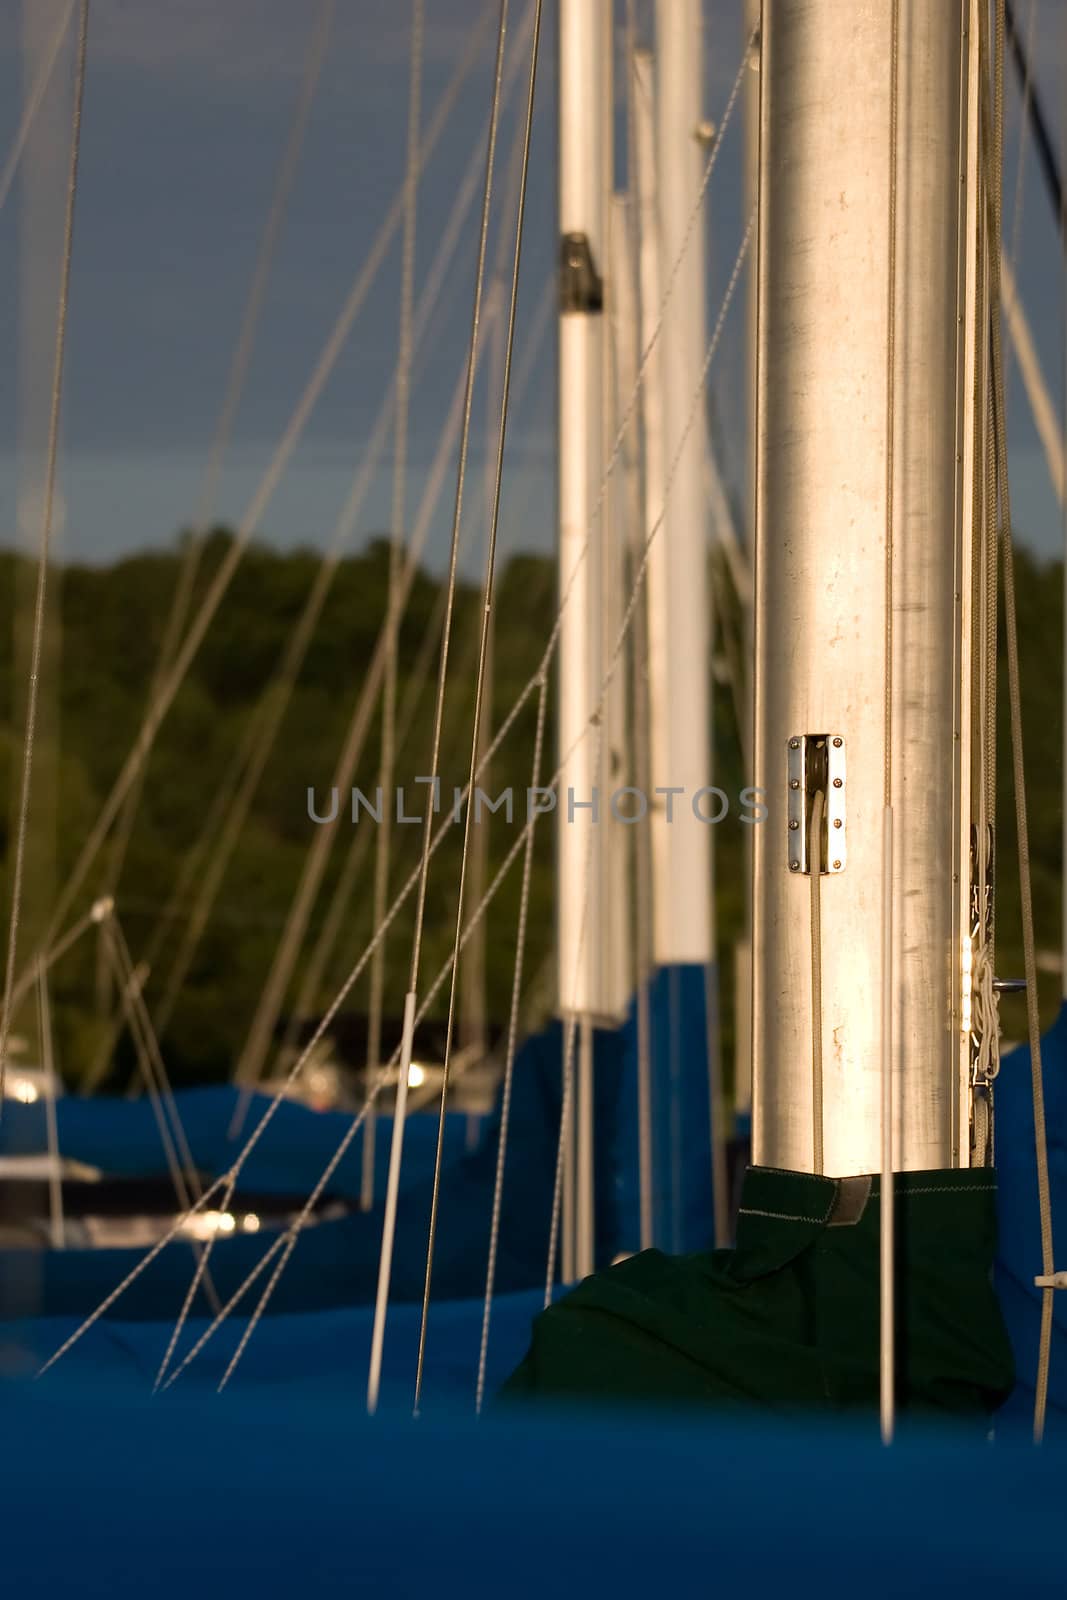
752 0 987 1176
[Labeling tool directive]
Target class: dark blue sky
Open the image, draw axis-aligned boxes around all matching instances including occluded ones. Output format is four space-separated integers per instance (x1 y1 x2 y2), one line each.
0 0 1064 570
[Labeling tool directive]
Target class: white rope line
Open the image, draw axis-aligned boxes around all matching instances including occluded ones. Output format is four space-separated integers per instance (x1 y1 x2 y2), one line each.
544 1015 579 1306
413 0 544 1416
0 0 77 214
227 294 502 1131
31 12 493 967
364 0 512 1413
35 1172 229 1378
147 102 493 1046
154 1172 235 1392
277 277 552 1046
0 0 88 1110
37 104 749 1395
36 959 65 1250
98 0 336 913
228 6 540 1117
365 0 425 1215
224 206 753 1372
475 671 548 1411
1002 0 1038 393
989 0 1057 1444
176 798 536 1392
109 917 206 1213
810 790 825 1175
158 1227 290 1393
101 916 223 1317
5 901 99 1026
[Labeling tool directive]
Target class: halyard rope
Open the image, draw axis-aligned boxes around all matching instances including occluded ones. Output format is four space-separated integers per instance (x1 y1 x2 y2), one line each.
0 0 89 1110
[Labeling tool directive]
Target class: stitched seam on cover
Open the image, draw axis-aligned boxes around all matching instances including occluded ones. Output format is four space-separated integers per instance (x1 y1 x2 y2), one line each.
737 1205 832 1225
897 1184 996 1197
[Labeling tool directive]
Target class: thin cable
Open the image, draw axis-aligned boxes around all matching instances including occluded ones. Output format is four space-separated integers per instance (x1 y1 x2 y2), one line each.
545 1014 580 1307
413 0 543 1415
35 1171 229 1378
197 804 535 1392
880 804 895 1444
186 210 751 1386
99 0 336 914
147 111 492 1049
877 0 901 1448
1003 0 1038 393
621 5 655 1254
364 0 425 1214
39 140 749 1394
36 958 64 1249
29 14 491 968
809 789 825 1175
882 0 900 809
475 672 548 1410
153 1171 235 1392
989 0 1056 1445
366 0 513 1408
227 296 495 1133
0 0 88 1108
0 0 76 214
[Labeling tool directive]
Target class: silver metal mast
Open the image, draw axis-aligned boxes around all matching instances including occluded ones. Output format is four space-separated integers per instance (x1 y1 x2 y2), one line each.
557 0 626 1027
558 0 626 1282
646 0 713 970
751 0 983 1176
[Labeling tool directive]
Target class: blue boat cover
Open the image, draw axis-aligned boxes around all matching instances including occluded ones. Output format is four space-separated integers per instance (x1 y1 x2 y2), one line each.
0 1081 477 1201
0 1020 626 1321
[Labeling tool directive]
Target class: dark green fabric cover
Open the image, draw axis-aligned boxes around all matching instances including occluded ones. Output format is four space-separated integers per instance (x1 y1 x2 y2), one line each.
500 1166 1015 1419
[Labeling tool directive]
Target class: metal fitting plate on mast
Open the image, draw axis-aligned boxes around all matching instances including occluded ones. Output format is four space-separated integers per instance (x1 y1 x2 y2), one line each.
787 734 846 874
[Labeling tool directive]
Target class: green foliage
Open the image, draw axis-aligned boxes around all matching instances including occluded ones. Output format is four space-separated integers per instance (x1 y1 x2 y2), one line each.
0 532 1061 1090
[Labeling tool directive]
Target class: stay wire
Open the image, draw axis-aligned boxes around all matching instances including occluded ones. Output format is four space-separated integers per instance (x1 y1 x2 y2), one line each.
36 93 750 1392
0 0 88 1108
413 0 543 1417
989 0 1056 1445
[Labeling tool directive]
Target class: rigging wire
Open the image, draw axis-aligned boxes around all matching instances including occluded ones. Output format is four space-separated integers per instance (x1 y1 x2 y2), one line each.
0 0 76 215
364 0 426 1215
28 13 493 972
284 274 554 1057
879 0 901 1447
620 0 655 1255
227 295 500 1135
38 204 750 1391
35 958 65 1250
37 48 752 1392
1004 0 1064 237
412 0 544 1412
222 6 540 1126
143 90 502 1051
809 790 825 1176
0 0 88 1110
98 0 337 925
475 670 549 1410
988 0 1058 1445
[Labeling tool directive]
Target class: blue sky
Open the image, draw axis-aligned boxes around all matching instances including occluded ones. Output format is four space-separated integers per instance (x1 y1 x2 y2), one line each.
0 0 1065 571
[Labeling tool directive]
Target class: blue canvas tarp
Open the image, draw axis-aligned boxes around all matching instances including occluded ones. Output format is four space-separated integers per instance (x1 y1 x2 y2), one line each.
0 1082 477 1202
0 1021 626 1322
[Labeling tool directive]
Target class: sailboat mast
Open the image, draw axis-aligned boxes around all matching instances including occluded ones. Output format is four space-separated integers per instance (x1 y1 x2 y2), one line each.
751 0 983 1176
645 0 713 974
557 0 624 1280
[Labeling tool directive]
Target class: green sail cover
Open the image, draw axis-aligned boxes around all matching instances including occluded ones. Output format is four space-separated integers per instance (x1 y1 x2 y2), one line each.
500 1166 1015 1419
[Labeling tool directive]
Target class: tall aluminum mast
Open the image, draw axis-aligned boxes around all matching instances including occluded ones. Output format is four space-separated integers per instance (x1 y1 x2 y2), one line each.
751 0 985 1176
646 0 713 972
558 0 628 1279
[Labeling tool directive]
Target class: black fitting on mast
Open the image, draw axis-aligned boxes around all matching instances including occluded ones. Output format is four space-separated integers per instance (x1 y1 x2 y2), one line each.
559 232 603 313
